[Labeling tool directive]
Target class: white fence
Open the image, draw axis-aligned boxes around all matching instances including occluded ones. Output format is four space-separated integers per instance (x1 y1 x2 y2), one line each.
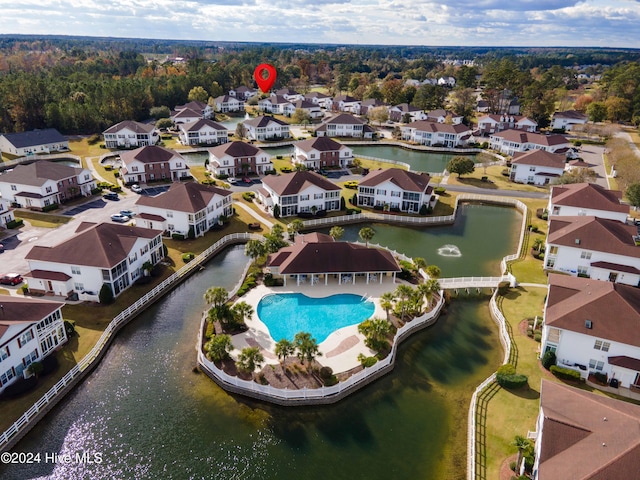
0 232 261 453
197 294 445 405
0 153 82 170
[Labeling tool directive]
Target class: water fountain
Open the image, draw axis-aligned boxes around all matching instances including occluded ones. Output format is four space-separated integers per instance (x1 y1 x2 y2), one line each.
437 244 462 257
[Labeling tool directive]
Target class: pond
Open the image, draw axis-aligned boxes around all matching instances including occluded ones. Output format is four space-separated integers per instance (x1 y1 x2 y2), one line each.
351 145 475 173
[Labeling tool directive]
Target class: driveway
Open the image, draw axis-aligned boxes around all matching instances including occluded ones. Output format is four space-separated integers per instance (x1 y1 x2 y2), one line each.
576 144 608 189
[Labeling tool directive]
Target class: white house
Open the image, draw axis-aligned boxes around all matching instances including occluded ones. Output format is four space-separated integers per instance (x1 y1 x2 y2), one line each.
0 296 67 394
400 121 472 148
389 104 426 123
425 109 464 125
170 108 203 125
437 76 456 87
103 121 159 149
509 150 566 185
0 161 96 209
25 222 164 300
213 95 244 113
292 99 323 119
551 110 588 131
258 96 295 116
541 274 640 390
178 119 229 146
207 141 273 177
315 114 375 138
545 216 640 286
531 380 640 480
242 116 291 141
477 114 538 136
357 168 434 213
304 92 332 108
135 182 233 237
549 183 629 223
0 129 69 157
0 197 15 228
258 170 342 217
229 86 258 101
332 95 361 114
490 130 571 156
273 88 304 102
292 137 353 169
174 101 214 119
359 99 389 116
119 146 191 184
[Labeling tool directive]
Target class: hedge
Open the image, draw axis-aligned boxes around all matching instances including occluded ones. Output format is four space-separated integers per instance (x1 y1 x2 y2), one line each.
172 233 186 240
541 351 556 370
496 373 528 389
6 218 24 229
42 203 59 212
550 365 582 382
182 252 195 263
433 187 446 195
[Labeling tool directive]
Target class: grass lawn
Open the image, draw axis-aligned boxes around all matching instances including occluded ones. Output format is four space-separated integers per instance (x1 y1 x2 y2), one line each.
89 157 119 184
15 209 73 228
67 137 103 160
507 198 550 285
446 165 551 194
358 156 408 171
602 152 619 191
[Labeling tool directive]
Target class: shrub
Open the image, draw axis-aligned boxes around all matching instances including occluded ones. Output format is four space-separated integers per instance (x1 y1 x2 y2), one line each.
594 371 608 384
280 166 292 173
113 171 120 178
533 332 542 342
373 204 384 211
501 168 510 177
273 204 280 219
104 164 113 171
497 364 516 376
242 192 255 201
42 203 59 212
541 350 556 370
64 320 78 338
91 187 102 195
187 226 195 240
358 355 378 368
99 284 114 304
172 233 185 240
21 284 29 294
319 366 333 379
419 204 428 215
182 252 195 263
550 365 582 382
87 133 102 145
216 173 229 180
433 187 446 195
496 364 528 389
6 219 24 229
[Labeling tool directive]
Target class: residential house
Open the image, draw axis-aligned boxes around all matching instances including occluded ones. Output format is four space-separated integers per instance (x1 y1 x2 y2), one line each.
359 99 389 116
531 380 640 480
304 92 332 108
0 129 68 157
315 114 375 138
437 76 456 87
425 109 464 125
389 104 426 123
257 170 342 217
551 110 589 131
266 232 401 286
477 114 538 136
292 137 353 169
332 95 362 114
103 121 159 149
258 96 295 116
0 197 15 228
273 88 304 102
170 108 203 125
490 130 571 155
0 161 96 209
357 168 434 213
292 99 323 119
178 119 229 146
509 150 566 185
207 141 273 177
540 274 640 390
135 182 233 237
242 116 291 141
476 100 490 113
25 222 164 299
213 95 244 113
174 101 214 119
0 296 67 394
548 183 629 223
400 121 472 148
229 86 258 101
544 216 640 285
119 145 191 184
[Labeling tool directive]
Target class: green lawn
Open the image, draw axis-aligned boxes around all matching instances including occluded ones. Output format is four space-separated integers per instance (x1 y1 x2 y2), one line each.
15 209 73 228
507 198 550 285
446 165 551 193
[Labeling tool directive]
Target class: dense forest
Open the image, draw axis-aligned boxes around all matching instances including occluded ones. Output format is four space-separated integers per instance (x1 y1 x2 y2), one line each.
0 35 639 134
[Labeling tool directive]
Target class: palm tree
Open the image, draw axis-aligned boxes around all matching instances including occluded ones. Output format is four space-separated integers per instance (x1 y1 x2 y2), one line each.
244 239 265 261
270 223 285 241
425 265 442 279
205 334 234 362
232 301 254 325
512 435 532 475
395 284 415 322
532 238 543 254
287 219 304 240
294 331 322 367
358 317 391 350
237 346 264 375
275 339 295 366
204 286 228 308
413 257 428 273
329 225 344 241
379 291 396 322
358 226 375 247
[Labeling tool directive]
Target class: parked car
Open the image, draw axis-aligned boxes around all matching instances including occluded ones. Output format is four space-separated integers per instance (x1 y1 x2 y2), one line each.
131 184 143 193
227 177 238 184
120 210 135 217
242 176 252 184
110 213 131 223
103 192 119 201
0 273 23 285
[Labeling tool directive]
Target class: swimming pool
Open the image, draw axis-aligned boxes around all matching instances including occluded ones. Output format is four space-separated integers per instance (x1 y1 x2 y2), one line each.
257 293 375 343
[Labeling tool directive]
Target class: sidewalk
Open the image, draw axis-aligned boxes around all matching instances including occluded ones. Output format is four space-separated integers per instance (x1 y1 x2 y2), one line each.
234 201 274 229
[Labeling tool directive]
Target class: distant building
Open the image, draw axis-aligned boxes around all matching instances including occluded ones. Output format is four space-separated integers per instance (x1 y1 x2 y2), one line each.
548 183 628 223
213 95 245 113
292 137 353 169
173 100 214 119
0 128 68 157
103 121 159 149
242 116 291 141
490 130 571 155
177 119 229 146
477 114 538 136
400 121 472 148
0 197 15 228
119 146 190 184
229 86 258 101
551 110 588 131
388 104 426 123
315 114 375 138
358 168 434 213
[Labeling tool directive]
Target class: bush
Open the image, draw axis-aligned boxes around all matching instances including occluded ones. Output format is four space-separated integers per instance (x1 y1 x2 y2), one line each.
319 366 333 379
182 252 195 263
42 203 59 212
533 332 542 342
216 173 229 180
433 187 446 195
237 273 258 297
87 133 102 145
497 374 529 389
91 187 102 195
99 284 114 304
594 371 608 384
497 364 516 376
550 365 582 382
187 226 195 240
104 164 113 171
242 192 255 201
64 320 78 338
541 351 556 370
172 233 185 240
419 204 428 215
373 204 384 211
6 218 24 229
359 356 378 368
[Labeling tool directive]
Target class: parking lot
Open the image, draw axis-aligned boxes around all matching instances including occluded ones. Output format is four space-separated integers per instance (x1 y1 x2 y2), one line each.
140 185 170 196
63 198 108 216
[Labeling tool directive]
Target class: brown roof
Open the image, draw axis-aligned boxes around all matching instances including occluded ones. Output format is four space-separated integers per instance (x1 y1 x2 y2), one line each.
590 261 640 274
406 120 471 134
548 216 640 258
138 212 166 222
136 182 231 213
26 222 162 269
538 379 640 480
25 270 72 281
175 101 207 112
120 145 182 165
392 103 422 113
545 274 640 346
0 296 64 339
551 183 627 214
494 129 569 146
608 355 640 371
262 171 340 196
180 118 228 132
267 233 400 275
553 110 588 120
0 160 84 187
512 150 566 168
103 120 155 135
243 116 289 128
207 141 264 158
478 114 533 123
359 168 431 192
172 108 202 119
294 137 346 153
321 113 366 126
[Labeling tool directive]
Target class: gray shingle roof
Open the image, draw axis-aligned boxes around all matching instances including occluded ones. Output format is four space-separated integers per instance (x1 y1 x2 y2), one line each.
262 171 340 196
0 160 84 187
1 128 66 149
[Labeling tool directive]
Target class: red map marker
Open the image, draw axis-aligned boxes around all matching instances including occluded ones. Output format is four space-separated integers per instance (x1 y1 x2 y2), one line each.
254 63 277 93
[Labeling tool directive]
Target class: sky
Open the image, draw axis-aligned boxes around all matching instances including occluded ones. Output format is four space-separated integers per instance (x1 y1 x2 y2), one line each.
1 0 640 48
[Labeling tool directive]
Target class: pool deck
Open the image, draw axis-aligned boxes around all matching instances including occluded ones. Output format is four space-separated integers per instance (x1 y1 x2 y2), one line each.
232 279 406 374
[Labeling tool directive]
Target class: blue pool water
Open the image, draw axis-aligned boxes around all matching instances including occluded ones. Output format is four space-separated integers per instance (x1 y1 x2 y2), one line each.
257 293 375 343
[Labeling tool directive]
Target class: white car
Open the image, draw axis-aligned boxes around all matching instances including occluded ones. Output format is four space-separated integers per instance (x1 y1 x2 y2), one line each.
131 184 143 193
227 177 238 184
110 213 131 223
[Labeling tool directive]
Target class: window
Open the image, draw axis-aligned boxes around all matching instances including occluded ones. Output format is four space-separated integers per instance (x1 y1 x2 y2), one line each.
166 211 173 218
0 367 15 386
11 185 17 191
0 346 9 361
549 246 558 255
552 206 560 215
71 266 81 275
577 266 589 276
529 166 536 172
74 282 84 291
314 193 323 200
580 251 592 260
391 191 401 197
299 195 309 201
589 359 604 371
22 350 38 367
594 340 611 352
18 330 34 347
376 189 386 195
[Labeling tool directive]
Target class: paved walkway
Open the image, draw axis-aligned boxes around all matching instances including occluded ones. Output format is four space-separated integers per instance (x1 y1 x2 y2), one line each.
517 283 548 288
234 202 274 229
84 156 111 184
